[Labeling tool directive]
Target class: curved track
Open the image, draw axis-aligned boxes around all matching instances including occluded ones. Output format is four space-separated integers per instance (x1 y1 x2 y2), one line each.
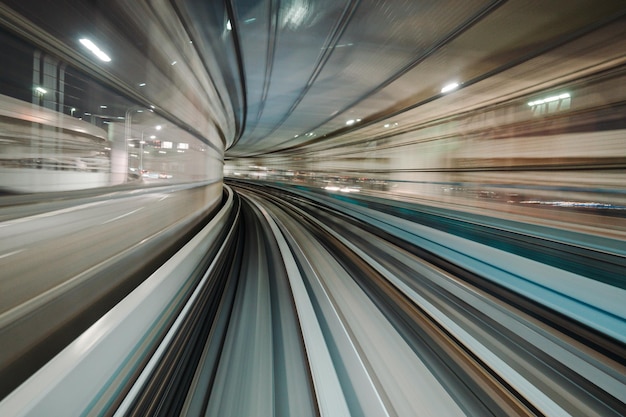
1 183 624 416
116 183 625 416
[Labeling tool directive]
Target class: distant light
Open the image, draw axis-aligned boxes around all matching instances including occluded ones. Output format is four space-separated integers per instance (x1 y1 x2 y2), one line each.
441 82 459 93
84 112 92 116
156 125 162 130
139 83 146 87
150 105 155 109
150 135 156 139
294 134 299 138
100 105 107 109
384 124 390 128
71 107 76 111
346 119 355 125
159 151 167 154
528 93 570 106
79 38 111 62
171 61 177 66
139 140 146 144
244 18 257 24
137 110 144 113
35 87 47 94
117 116 125 119
226 20 232 31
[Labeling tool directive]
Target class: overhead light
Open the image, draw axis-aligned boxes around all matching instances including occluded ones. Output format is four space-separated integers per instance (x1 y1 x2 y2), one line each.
244 18 257 24
139 83 146 87
441 82 459 93
528 93 570 106
171 61 177 66
79 38 111 62
156 125 162 130
100 105 107 109
346 119 355 125
150 135 156 139
150 105 156 109
35 86 47 94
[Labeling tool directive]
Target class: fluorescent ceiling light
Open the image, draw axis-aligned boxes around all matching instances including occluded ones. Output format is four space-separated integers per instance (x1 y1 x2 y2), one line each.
441 82 459 93
79 38 111 62
35 87 47 94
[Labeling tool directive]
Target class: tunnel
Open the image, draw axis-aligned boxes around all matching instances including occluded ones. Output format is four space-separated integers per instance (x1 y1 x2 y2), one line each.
0 1 625 416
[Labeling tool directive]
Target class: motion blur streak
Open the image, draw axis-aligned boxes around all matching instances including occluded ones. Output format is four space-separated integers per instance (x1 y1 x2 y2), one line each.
0 0 625 416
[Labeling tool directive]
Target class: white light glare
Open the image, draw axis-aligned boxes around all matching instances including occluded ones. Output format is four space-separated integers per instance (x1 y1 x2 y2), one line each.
79 38 111 62
171 61 177 66
441 82 459 93
35 87 47 94
346 119 355 125
528 93 570 106
156 125 162 130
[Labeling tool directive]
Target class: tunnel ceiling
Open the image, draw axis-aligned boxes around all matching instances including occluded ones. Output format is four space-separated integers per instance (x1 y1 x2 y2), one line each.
177 0 626 158
1 0 625 158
